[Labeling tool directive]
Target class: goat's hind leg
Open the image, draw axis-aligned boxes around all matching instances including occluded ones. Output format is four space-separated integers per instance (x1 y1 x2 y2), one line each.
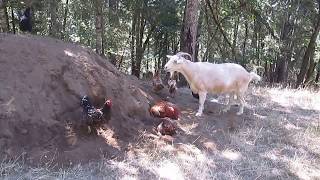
196 92 207 117
223 93 234 113
236 93 246 115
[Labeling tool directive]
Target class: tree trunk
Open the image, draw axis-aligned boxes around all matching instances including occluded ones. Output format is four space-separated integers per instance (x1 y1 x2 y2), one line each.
275 4 298 84
11 8 15 34
179 0 199 86
4 0 9 31
133 8 143 78
180 0 200 61
146 42 149 72
241 21 248 66
130 10 137 76
232 16 239 62
61 0 69 39
131 1 155 78
252 18 258 63
315 62 320 83
49 0 59 38
161 33 168 68
94 0 105 56
195 3 204 62
0 0 9 32
157 36 163 71
265 61 271 82
304 47 316 84
154 36 159 71
296 14 320 88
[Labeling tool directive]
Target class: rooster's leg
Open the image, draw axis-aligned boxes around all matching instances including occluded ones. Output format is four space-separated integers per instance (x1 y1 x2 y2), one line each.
87 126 92 134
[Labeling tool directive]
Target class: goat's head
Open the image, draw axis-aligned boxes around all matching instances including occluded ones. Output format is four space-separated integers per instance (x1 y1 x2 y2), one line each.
164 52 192 73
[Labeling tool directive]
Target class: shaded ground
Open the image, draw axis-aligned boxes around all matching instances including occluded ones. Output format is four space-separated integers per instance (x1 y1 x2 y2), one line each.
1 34 320 179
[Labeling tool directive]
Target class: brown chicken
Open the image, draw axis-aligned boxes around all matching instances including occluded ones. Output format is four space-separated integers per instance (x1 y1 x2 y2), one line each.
149 101 180 120
152 70 164 92
156 118 177 136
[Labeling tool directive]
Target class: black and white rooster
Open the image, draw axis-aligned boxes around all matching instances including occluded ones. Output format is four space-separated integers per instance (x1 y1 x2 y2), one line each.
80 95 112 134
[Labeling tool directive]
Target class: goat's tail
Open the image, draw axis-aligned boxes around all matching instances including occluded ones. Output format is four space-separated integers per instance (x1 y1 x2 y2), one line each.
249 72 261 82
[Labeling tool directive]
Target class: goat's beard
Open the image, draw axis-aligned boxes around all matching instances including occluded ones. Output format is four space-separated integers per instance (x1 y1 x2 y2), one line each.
169 71 176 79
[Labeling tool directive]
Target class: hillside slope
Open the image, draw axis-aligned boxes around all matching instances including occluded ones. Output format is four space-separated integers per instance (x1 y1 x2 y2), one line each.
0 34 156 164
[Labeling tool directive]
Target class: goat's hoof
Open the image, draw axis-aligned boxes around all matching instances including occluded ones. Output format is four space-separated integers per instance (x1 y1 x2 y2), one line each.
236 111 243 115
195 112 202 117
222 108 229 113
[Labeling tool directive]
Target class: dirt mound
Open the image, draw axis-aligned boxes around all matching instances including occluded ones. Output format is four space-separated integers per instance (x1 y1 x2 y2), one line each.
0 34 157 165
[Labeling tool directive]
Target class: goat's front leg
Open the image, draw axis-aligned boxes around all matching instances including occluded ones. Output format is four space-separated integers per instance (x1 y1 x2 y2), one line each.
223 93 234 113
195 92 207 116
237 94 245 115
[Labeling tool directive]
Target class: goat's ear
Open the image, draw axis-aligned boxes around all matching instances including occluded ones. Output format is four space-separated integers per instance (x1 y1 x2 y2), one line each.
166 55 173 59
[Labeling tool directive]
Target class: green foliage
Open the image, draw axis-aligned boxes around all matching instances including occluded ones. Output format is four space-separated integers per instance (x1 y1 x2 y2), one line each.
5 0 320 84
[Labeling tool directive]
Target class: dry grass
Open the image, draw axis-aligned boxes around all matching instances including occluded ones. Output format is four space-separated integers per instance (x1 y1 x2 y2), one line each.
1 87 320 180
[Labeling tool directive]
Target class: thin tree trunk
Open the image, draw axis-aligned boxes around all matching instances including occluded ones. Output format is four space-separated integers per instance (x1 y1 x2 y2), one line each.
146 42 149 72
130 10 137 76
94 0 105 56
232 16 239 62
0 0 9 32
154 35 159 72
161 33 168 68
264 61 271 82
118 50 125 70
133 8 143 78
195 3 204 62
315 62 320 83
4 1 9 31
61 0 69 39
158 36 163 70
252 18 258 64
242 21 248 66
304 47 316 84
296 13 320 87
11 8 15 34
49 0 59 38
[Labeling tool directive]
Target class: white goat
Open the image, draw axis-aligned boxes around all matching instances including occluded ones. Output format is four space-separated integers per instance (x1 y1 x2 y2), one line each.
164 52 261 116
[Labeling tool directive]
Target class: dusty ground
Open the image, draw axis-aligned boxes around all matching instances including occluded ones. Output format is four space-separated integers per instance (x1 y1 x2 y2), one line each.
2 86 320 180
1 34 320 180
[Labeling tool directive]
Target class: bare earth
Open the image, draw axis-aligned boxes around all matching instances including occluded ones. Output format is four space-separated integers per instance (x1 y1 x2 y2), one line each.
1 34 320 180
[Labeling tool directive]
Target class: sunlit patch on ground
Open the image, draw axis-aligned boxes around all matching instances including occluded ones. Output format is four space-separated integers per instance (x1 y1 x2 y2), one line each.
157 161 184 180
221 149 242 161
265 87 320 111
97 128 121 150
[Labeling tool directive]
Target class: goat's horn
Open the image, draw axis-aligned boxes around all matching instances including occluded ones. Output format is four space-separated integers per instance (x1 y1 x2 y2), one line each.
176 52 192 61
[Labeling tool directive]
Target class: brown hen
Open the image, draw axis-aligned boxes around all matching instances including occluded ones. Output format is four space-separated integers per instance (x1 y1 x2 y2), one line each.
149 101 180 120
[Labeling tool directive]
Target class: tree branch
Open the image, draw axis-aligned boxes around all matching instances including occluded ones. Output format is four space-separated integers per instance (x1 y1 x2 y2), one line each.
205 0 232 48
238 0 279 40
